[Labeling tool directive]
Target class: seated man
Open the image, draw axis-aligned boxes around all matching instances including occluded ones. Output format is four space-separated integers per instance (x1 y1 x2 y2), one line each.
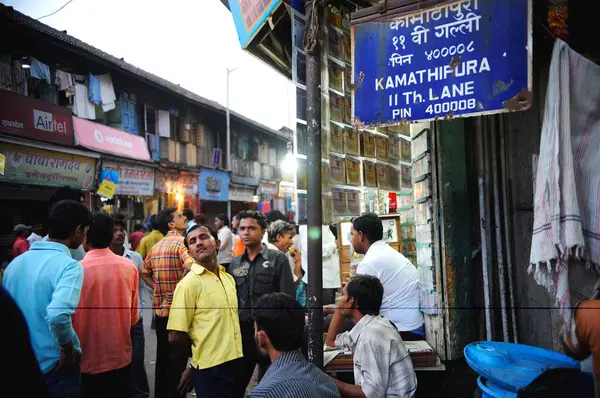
326 275 417 398
350 213 424 339
250 293 340 398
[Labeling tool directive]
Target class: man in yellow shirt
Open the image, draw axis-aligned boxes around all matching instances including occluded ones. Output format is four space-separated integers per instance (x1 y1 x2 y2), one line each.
136 214 164 260
167 224 243 397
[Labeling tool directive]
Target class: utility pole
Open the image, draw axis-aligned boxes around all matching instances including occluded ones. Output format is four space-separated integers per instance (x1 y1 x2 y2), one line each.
226 67 238 220
304 0 324 368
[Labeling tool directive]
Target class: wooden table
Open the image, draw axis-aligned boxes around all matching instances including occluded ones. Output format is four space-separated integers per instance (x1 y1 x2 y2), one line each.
325 340 446 375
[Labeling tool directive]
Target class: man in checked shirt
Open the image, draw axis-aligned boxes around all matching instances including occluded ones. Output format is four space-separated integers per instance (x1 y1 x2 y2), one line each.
326 274 417 398
141 207 193 398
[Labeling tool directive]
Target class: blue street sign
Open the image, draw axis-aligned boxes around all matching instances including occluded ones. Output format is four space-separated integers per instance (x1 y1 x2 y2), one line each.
352 0 532 125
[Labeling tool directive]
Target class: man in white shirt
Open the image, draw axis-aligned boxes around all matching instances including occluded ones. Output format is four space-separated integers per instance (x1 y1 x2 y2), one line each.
351 213 424 339
326 274 417 397
214 213 233 271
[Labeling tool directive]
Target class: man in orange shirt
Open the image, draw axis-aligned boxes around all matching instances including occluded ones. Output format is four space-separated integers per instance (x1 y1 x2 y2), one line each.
141 207 193 398
73 213 139 398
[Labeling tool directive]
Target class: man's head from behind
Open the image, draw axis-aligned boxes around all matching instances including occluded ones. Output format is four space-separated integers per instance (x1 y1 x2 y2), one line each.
254 293 304 357
184 225 219 264
157 207 188 234
48 186 84 212
85 213 114 251
351 212 383 255
340 274 384 320
182 208 194 224
48 200 92 249
237 210 268 248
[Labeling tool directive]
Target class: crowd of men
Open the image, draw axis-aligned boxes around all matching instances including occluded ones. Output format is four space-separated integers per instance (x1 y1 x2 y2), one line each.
1 186 428 398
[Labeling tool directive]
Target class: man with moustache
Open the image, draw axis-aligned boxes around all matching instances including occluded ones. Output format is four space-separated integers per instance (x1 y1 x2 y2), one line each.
167 225 243 397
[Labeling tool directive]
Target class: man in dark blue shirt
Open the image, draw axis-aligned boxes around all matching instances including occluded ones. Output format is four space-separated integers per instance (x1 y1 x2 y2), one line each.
249 293 339 398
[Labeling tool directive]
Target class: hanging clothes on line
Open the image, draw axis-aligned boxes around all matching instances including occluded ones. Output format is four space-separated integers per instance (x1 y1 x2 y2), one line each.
98 74 116 112
529 39 600 328
72 83 96 120
55 70 75 91
88 73 102 105
29 58 51 83
11 60 28 96
0 62 12 91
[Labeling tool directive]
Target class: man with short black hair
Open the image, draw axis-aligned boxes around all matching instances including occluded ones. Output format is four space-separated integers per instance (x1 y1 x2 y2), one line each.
326 275 417 398
351 212 424 339
74 213 139 398
42 186 87 261
142 207 193 398
168 224 242 397
229 211 296 396
109 218 149 398
214 213 233 270
3 200 92 398
250 293 339 398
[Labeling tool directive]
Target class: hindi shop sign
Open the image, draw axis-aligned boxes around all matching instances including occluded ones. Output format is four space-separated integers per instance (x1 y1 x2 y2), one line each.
0 143 96 190
352 0 532 125
103 161 155 196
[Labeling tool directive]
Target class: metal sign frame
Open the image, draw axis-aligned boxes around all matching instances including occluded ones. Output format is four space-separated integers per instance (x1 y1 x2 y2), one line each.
351 0 533 126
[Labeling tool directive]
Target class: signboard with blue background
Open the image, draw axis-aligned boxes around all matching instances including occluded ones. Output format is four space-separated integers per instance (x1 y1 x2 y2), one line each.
352 0 531 125
230 0 282 48
199 168 230 202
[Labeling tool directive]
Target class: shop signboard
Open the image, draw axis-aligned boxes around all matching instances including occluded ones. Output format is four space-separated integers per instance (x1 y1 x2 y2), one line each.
229 185 255 202
97 169 119 199
103 161 155 196
352 0 532 125
73 117 151 161
199 169 230 202
0 89 74 145
0 142 96 190
155 170 179 193
178 173 199 197
229 0 282 48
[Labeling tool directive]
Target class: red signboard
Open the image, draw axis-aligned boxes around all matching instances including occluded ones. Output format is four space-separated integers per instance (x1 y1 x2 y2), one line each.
0 89 74 146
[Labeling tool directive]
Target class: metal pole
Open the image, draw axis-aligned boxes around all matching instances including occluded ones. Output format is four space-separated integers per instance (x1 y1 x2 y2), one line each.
477 117 493 341
226 68 235 220
499 116 518 343
304 0 324 368
491 116 509 342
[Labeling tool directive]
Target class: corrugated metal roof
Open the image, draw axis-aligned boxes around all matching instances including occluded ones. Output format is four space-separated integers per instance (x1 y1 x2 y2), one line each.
0 4 287 140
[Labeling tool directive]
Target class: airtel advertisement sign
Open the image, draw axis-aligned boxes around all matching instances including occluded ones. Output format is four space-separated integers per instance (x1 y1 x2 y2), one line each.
0 89 74 146
73 117 151 161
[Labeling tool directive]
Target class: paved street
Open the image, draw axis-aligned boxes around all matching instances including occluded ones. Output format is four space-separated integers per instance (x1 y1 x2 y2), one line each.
140 288 258 397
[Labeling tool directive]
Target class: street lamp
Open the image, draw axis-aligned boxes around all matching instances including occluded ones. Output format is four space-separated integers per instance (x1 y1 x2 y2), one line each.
226 67 239 220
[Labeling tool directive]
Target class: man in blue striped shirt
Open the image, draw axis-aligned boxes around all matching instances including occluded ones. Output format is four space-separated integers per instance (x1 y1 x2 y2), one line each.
249 293 340 398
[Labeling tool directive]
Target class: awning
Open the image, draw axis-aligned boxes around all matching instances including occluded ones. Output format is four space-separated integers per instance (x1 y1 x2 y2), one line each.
73 117 151 161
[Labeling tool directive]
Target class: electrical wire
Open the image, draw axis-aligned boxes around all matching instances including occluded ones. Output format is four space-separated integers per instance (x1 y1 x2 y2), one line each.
37 0 75 21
